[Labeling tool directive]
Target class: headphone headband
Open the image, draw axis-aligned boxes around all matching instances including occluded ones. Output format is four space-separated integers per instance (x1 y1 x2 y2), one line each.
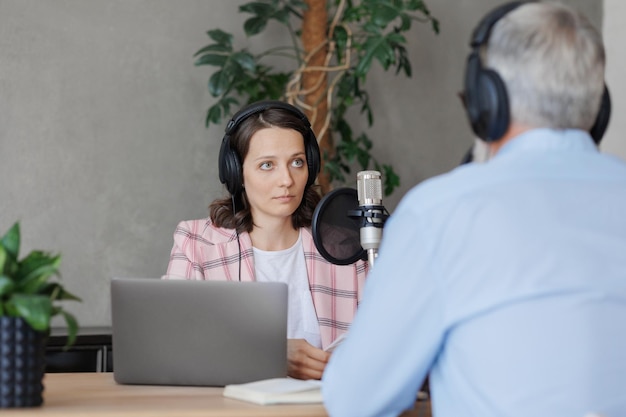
470 2 525 48
225 100 311 135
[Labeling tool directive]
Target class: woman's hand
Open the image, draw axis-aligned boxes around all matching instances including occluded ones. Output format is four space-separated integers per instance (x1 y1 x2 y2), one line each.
287 339 331 380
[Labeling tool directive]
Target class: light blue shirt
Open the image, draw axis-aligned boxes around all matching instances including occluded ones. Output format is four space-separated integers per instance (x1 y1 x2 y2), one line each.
323 129 626 417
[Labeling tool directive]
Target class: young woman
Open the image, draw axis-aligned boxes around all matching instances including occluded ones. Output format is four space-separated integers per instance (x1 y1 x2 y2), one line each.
164 100 368 380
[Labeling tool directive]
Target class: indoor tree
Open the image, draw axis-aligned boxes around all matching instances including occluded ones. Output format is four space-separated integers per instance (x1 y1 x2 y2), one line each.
194 0 439 196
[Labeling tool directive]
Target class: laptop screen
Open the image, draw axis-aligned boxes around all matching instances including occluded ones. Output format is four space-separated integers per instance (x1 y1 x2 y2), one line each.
111 278 288 386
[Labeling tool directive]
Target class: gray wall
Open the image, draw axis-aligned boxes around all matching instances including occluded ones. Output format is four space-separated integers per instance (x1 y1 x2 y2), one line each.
603 0 626 160
0 1 607 328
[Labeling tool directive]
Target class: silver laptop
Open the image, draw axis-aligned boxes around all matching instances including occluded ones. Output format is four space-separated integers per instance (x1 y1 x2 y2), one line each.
111 278 288 386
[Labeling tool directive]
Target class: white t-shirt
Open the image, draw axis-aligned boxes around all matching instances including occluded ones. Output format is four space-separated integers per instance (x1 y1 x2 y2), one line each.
253 232 321 348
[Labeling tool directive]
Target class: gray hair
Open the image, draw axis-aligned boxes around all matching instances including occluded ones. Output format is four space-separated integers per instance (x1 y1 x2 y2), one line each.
486 1 605 130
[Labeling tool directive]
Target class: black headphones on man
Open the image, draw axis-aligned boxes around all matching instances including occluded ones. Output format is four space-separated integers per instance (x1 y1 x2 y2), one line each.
463 1 611 144
218 100 321 199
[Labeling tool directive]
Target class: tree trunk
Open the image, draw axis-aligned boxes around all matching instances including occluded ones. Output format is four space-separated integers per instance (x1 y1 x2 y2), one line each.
302 0 332 195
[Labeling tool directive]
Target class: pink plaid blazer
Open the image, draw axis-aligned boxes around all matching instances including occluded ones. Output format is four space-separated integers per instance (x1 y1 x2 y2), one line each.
163 218 368 349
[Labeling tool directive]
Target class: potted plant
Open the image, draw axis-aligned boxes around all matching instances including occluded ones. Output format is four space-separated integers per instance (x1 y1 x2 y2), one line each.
0 221 80 408
194 0 439 196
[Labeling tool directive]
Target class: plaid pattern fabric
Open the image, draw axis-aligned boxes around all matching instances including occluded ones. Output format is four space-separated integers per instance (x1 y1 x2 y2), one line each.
163 218 369 349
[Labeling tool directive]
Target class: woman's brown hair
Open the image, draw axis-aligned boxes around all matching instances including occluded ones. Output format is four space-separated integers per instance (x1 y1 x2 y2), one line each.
209 107 321 234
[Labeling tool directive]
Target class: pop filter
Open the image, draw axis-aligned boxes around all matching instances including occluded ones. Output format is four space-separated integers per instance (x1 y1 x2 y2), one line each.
311 187 366 265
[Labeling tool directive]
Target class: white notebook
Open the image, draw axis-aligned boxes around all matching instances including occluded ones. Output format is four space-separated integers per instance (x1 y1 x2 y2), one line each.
223 378 322 405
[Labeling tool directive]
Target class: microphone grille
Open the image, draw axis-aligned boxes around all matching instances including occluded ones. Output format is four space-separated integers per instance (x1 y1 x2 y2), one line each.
357 170 382 205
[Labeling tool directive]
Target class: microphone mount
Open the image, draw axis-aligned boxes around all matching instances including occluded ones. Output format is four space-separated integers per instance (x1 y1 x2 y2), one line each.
348 205 389 267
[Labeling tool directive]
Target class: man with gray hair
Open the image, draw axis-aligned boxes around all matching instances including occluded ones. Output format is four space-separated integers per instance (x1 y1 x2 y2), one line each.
322 2 626 417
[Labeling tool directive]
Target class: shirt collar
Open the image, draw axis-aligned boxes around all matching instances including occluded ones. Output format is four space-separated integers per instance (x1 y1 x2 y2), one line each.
494 128 598 159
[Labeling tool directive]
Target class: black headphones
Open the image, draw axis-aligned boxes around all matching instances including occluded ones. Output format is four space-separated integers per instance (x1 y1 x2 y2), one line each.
218 100 321 199
463 1 611 144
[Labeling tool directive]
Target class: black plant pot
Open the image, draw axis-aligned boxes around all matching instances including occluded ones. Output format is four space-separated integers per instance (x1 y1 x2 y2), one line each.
0 317 46 408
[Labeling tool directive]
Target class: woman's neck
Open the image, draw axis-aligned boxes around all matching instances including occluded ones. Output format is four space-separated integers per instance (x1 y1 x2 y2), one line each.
249 220 300 251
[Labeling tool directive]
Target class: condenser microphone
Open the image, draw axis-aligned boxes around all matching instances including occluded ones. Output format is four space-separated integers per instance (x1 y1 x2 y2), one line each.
354 170 389 267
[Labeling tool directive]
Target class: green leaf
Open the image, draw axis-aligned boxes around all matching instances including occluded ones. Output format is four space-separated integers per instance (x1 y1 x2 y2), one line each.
41 282 82 302
406 0 425 11
244 16 269 36
273 7 291 24
56 309 79 349
284 0 307 19
207 29 233 46
396 46 412 77
362 21 380 35
351 134 373 170
232 51 257 72
323 159 346 183
21 266 59 293
206 104 223 127
357 151 371 170
0 274 15 297
18 251 61 292
399 13 412 32
359 95 374 126
356 35 393 76
370 4 400 28
235 1 298 27
240 1 275 16
335 118 353 142
10 294 53 332
206 97 242 128
359 133 373 150
333 25 348 62
380 164 400 196
431 18 440 34
219 97 240 117
0 246 5 274
0 222 20 260
194 53 228 67
193 44 232 58
287 0 307 10
208 70 233 97
335 75 356 109
256 72 291 99
386 32 406 45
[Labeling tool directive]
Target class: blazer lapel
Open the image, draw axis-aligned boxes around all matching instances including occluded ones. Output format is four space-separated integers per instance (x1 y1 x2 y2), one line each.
199 231 256 281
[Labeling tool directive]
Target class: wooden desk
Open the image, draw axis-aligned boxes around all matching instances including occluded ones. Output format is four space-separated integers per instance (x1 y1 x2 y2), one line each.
1 373 431 416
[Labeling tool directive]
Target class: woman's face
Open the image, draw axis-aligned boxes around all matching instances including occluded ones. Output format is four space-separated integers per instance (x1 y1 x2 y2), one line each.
242 126 308 226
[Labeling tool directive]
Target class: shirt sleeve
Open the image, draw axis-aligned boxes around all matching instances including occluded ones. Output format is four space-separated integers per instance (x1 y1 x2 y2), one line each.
322 201 445 417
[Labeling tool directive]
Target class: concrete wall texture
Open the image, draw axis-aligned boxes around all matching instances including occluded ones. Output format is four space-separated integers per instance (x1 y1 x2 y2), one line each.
0 1 618 327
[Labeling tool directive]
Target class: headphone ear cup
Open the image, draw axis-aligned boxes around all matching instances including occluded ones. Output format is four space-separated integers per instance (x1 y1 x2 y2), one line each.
305 130 321 187
481 69 510 142
218 136 242 196
590 85 611 145
464 53 484 139
471 69 510 142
